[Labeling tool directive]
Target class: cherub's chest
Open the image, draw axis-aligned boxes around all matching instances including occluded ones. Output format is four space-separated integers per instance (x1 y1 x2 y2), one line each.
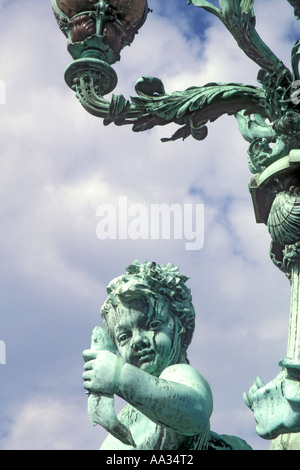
119 405 186 450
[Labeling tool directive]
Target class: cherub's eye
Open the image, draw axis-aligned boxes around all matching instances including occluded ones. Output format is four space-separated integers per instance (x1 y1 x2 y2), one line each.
117 332 130 343
149 320 162 330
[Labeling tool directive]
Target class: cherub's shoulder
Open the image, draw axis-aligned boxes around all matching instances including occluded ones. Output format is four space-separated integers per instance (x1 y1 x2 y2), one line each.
159 362 204 380
160 363 212 395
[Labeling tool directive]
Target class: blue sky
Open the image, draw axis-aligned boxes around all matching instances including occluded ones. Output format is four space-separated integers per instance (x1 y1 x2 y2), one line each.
0 0 299 450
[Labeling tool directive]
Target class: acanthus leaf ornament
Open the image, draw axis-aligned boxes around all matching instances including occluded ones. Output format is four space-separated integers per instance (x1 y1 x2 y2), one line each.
69 73 267 142
188 0 291 76
52 0 299 174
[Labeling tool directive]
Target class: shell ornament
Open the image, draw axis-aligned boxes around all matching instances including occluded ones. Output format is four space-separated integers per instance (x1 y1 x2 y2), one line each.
267 189 300 247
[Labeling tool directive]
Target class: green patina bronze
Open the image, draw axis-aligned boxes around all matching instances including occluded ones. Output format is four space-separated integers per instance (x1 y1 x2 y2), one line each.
87 325 135 446
83 260 252 450
52 0 300 174
52 0 300 450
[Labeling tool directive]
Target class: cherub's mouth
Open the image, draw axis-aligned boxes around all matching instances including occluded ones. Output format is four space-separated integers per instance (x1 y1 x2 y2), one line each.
134 350 155 364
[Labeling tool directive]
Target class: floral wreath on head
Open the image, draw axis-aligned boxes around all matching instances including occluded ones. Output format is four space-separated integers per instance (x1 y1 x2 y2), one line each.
100 260 195 351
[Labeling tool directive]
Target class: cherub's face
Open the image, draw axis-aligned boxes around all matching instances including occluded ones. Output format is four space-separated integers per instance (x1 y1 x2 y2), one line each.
106 298 179 377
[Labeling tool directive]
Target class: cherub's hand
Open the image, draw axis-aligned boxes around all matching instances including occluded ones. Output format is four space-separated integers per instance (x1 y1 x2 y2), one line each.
83 350 125 396
82 345 135 447
244 370 300 439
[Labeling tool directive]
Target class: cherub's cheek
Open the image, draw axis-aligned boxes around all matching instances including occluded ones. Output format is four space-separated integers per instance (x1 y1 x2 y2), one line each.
117 347 128 361
150 331 159 349
152 332 171 352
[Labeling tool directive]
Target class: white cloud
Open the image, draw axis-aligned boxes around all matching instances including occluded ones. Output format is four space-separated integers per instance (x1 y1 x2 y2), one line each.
0 395 103 450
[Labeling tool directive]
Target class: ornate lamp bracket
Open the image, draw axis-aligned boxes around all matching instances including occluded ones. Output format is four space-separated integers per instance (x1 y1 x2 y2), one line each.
249 150 300 365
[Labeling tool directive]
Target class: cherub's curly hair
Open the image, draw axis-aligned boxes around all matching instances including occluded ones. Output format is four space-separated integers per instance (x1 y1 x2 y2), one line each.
100 260 195 351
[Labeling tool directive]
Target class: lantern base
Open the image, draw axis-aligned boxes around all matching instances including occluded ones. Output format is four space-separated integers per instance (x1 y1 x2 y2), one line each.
64 57 118 96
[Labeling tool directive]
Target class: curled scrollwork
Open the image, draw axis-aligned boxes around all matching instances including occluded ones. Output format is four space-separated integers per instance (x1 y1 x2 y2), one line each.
236 111 300 174
70 73 266 142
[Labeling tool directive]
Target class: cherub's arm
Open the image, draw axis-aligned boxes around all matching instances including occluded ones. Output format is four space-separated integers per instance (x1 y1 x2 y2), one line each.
83 350 213 436
120 361 212 436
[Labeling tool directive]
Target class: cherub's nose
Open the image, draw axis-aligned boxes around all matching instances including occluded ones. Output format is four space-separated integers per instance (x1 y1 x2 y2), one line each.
131 329 150 351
